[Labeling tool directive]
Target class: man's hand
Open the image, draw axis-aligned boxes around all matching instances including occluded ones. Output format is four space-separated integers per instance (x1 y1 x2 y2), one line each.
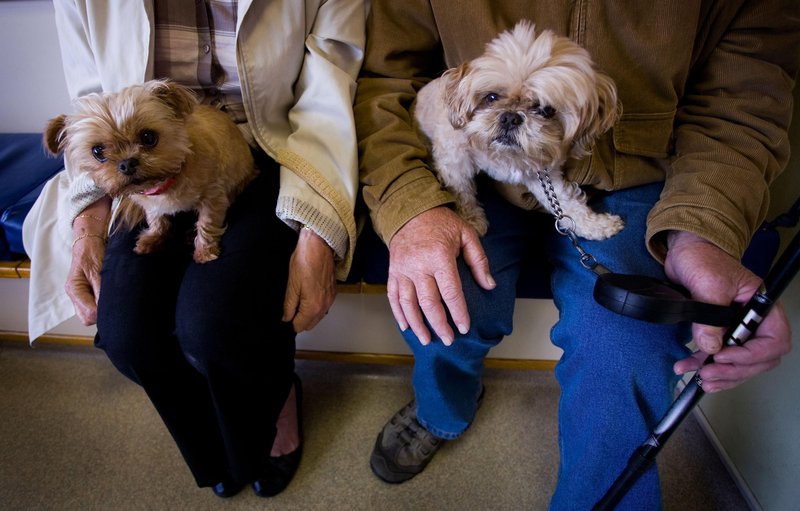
283 227 336 332
665 231 792 392
65 198 111 326
387 207 495 346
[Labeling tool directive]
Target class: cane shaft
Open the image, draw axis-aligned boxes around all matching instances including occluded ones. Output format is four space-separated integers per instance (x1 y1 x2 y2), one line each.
594 230 800 510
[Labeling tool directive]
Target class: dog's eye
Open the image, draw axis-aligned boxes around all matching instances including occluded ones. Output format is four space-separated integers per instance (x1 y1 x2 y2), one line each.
140 130 159 148
91 145 107 163
484 93 500 103
534 104 556 119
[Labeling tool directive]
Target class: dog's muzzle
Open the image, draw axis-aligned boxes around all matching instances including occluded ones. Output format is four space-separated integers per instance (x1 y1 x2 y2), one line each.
118 158 139 176
494 111 523 146
499 111 523 129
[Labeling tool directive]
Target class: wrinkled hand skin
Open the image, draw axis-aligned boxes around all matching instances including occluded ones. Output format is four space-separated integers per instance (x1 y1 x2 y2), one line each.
283 227 336 333
386 207 496 346
65 197 111 326
665 231 791 392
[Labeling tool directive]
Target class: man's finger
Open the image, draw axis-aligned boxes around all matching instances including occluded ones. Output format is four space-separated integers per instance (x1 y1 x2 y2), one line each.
692 323 726 354
387 276 409 332
416 275 454 345
434 267 469 336
461 228 495 291
698 359 781 392
397 277 432 345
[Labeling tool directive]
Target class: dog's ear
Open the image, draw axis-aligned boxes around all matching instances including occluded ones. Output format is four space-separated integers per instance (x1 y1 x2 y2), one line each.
571 72 620 158
443 62 474 129
147 79 197 118
43 114 67 155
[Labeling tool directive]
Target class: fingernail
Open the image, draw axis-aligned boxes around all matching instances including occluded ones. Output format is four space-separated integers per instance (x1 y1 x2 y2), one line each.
457 323 469 335
487 274 496 288
442 335 453 346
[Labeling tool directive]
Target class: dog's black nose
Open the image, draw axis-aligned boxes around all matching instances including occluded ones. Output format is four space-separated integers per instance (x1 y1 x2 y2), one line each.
118 158 139 176
499 111 523 128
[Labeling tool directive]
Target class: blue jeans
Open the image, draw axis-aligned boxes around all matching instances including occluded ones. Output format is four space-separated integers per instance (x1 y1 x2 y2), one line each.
403 178 690 510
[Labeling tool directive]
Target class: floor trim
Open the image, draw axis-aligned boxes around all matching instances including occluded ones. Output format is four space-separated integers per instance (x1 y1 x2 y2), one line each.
671 379 761 510
690 405 761 510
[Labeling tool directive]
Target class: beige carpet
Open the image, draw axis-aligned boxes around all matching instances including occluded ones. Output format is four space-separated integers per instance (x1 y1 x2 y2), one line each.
0 341 748 511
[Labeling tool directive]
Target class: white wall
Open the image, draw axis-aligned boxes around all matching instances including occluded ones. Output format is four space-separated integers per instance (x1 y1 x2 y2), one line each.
0 1 71 133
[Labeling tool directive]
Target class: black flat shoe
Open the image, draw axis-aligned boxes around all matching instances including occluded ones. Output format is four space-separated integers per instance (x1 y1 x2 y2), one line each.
252 374 303 497
252 447 303 497
212 479 244 498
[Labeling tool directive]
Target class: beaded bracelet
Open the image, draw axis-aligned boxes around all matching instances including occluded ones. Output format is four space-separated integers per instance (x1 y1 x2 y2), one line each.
72 233 107 248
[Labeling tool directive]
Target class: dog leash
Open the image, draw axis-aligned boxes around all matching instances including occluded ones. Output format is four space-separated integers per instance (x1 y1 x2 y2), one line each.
534 169 800 507
535 168 611 275
536 167 742 325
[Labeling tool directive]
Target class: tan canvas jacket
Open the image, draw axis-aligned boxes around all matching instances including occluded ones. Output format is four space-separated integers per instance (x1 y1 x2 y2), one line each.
355 0 800 262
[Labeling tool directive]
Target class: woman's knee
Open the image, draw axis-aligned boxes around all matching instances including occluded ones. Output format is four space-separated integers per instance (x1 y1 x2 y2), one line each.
175 297 295 378
95 320 181 380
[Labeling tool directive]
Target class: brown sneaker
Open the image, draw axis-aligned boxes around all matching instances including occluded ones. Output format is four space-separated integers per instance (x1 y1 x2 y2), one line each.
369 399 444 484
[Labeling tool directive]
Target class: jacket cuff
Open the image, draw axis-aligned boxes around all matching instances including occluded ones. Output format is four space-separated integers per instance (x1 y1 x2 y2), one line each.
65 173 106 239
369 171 454 245
276 195 348 263
645 206 751 264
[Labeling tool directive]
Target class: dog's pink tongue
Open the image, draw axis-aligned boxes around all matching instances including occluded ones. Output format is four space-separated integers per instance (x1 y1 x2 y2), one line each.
142 177 177 196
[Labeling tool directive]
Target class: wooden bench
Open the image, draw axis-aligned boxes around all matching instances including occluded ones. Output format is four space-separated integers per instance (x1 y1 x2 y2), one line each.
0 259 29 279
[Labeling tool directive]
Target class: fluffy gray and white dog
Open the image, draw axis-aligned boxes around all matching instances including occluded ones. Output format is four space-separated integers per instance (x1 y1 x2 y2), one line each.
415 21 623 239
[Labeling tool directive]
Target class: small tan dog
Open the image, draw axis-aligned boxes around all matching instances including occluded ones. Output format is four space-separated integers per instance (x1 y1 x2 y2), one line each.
45 79 256 262
415 21 622 240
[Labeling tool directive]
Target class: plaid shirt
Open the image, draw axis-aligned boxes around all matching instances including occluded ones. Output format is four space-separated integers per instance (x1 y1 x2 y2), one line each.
153 0 247 128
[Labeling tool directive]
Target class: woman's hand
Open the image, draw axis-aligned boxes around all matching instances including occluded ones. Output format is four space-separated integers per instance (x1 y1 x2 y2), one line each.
65 197 111 325
283 227 336 332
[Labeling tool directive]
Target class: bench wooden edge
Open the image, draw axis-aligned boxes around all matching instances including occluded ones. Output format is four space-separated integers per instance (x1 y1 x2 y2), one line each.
0 331 556 370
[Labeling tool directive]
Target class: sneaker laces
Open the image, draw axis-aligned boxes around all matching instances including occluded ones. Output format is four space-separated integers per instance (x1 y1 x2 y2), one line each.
394 409 441 456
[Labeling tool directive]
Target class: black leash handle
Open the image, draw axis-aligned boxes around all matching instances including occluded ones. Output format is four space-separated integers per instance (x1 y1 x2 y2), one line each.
593 229 800 510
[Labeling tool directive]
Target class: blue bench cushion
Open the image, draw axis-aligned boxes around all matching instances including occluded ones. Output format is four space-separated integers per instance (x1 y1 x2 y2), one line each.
0 133 64 260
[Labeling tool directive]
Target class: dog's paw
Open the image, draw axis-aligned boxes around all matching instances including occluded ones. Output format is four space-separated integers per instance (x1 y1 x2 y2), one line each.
458 207 490 237
467 215 489 237
134 234 164 255
193 243 220 264
575 213 624 240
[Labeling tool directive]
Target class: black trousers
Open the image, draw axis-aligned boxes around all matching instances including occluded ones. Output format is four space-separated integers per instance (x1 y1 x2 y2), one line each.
95 160 298 487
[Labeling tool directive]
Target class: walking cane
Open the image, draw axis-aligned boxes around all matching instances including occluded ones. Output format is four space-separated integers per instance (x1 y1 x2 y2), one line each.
592 228 800 510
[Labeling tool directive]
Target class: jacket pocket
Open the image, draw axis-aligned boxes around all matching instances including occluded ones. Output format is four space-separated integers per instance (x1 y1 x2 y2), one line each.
566 111 675 191
613 111 675 158
611 111 675 189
